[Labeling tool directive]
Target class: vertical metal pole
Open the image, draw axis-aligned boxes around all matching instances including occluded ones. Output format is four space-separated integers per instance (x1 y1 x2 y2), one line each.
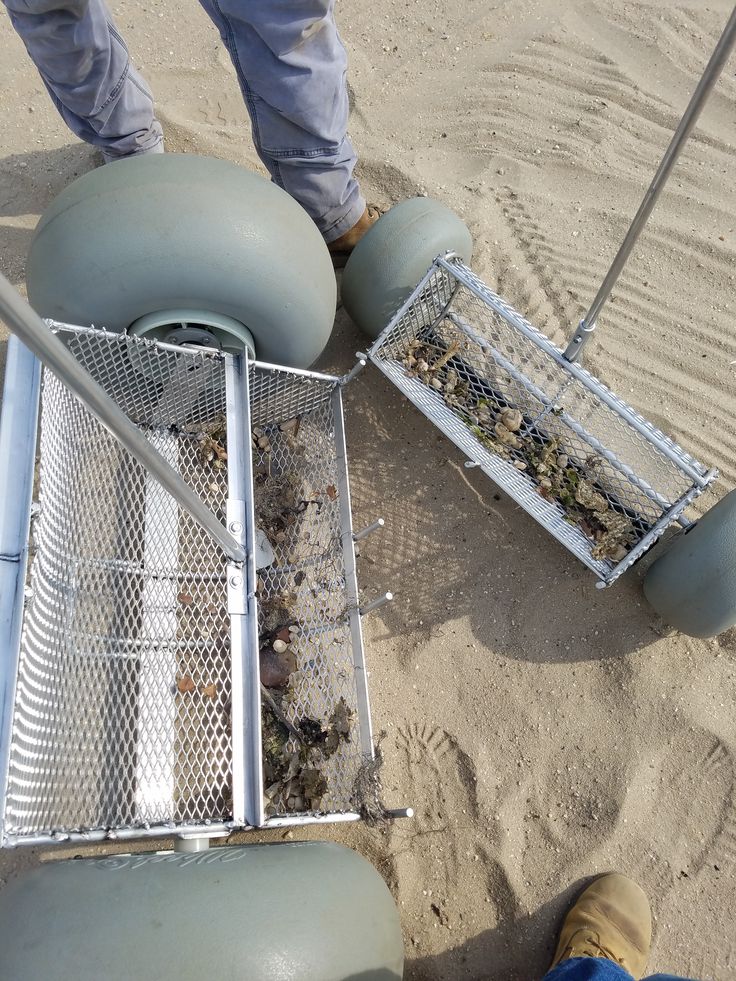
0 339 41 843
225 354 263 827
564 5 736 362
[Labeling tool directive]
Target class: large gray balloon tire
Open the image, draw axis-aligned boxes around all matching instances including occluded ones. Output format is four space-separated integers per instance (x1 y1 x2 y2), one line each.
643 489 736 638
0 841 404 981
341 197 473 341
26 153 337 368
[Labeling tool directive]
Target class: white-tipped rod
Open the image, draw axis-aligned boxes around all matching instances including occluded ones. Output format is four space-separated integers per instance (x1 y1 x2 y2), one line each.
359 591 393 616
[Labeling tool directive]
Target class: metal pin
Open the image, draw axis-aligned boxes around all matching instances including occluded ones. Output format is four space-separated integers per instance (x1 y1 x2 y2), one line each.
353 517 385 542
385 807 414 820
341 354 368 386
359 591 393 615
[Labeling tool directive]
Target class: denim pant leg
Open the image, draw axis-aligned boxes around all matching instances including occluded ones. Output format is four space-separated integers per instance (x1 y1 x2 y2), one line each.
197 0 364 242
3 0 163 160
543 957 697 981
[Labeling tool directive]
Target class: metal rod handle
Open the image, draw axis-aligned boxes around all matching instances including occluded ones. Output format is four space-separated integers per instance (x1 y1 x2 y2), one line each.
564 4 736 362
0 272 246 563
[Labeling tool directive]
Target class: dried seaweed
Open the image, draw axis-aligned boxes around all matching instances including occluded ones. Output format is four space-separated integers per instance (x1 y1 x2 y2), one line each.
401 340 636 561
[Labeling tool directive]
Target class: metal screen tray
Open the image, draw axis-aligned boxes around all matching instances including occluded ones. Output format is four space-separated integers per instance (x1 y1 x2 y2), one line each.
0 327 373 846
367 257 716 586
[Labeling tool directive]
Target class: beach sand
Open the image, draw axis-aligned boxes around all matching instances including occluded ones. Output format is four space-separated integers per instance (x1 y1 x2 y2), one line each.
1 1 735 977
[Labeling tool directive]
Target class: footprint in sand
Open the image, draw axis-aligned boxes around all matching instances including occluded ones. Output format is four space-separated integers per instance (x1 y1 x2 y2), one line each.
517 724 735 924
610 729 735 899
627 734 736 980
390 724 519 947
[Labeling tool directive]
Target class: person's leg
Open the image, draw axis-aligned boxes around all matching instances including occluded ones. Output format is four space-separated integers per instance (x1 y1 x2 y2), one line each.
196 0 364 243
543 965 692 981
544 959 634 981
3 0 163 161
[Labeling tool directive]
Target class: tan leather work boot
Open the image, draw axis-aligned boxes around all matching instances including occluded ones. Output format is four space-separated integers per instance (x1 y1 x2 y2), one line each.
328 204 383 265
550 874 652 979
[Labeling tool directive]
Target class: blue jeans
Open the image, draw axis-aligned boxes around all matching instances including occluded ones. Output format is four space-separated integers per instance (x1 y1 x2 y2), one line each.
544 956 696 981
2 0 363 241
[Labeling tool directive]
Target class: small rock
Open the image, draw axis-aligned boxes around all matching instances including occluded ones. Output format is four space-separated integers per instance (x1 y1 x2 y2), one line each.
430 378 443 391
260 646 297 687
273 638 289 654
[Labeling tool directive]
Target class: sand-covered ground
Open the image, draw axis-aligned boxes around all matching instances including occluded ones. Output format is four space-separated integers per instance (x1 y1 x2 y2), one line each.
1 1 735 977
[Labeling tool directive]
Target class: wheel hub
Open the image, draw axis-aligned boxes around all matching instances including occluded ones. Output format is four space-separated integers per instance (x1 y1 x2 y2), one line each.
130 309 256 358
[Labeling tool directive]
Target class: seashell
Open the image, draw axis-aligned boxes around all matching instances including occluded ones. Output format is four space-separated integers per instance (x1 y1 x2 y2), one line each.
500 408 523 432
494 422 521 448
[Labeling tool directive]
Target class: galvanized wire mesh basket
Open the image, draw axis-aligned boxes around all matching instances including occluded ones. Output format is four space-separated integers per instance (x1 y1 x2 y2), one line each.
0 326 375 846
368 257 717 585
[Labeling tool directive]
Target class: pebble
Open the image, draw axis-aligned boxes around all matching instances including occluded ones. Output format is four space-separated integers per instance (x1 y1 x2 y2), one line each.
273 638 288 654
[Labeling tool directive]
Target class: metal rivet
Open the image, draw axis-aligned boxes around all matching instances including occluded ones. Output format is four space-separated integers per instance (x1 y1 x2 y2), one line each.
229 521 243 534
229 574 243 588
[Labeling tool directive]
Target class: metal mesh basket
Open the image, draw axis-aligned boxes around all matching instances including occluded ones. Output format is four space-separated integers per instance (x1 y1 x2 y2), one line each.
368 257 717 585
1 327 373 846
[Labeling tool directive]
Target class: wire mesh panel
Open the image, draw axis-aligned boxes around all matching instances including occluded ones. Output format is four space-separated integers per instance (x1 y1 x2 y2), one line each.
2 330 372 846
3 330 233 843
369 258 717 585
249 364 371 822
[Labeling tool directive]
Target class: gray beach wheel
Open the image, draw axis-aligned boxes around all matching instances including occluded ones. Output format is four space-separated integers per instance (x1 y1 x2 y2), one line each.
26 153 336 368
341 196 473 340
0 842 404 981
643 490 736 637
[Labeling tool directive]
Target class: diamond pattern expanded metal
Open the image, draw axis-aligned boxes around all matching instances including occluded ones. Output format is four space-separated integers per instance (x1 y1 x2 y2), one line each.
250 365 366 819
369 259 716 584
3 330 370 844
4 330 232 841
